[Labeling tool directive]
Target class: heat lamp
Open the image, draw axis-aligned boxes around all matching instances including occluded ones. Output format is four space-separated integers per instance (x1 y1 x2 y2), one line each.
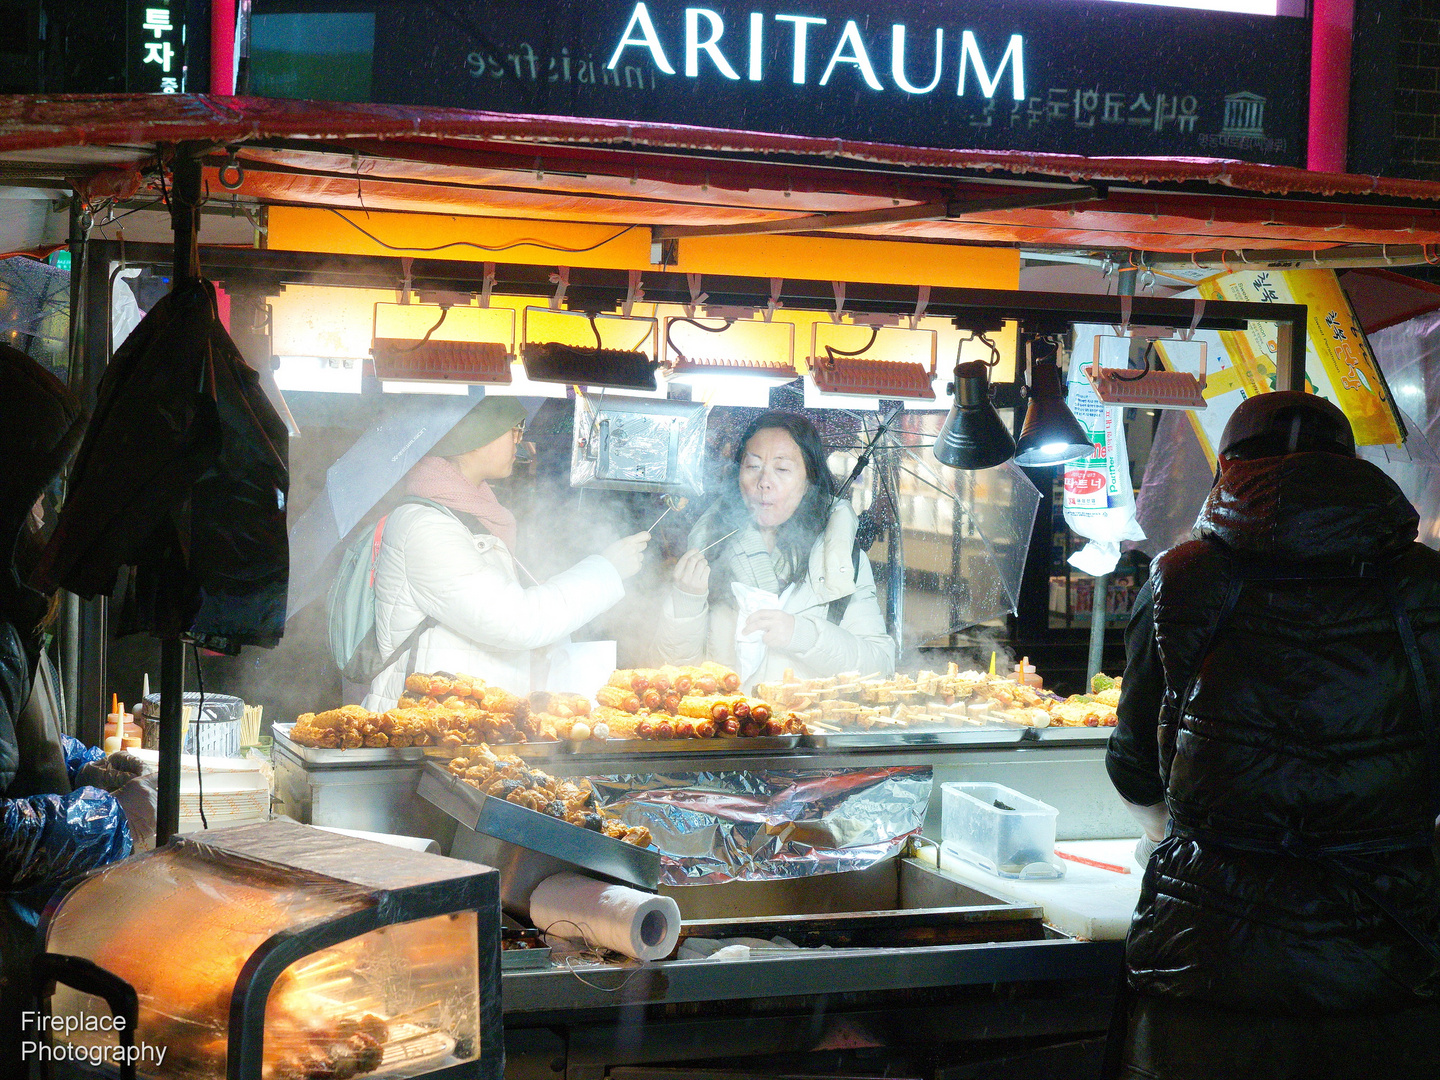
1013 344 1095 468
520 306 661 393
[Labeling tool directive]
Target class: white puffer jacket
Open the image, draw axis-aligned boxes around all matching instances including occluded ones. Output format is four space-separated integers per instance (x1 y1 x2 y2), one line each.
652 501 896 690
362 503 625 710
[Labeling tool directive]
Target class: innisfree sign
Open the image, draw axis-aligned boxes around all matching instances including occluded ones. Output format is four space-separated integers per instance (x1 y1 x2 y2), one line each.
258 0 1313 166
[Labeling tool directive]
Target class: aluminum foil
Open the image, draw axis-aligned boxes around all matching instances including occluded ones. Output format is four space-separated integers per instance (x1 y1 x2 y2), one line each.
590 766 932 885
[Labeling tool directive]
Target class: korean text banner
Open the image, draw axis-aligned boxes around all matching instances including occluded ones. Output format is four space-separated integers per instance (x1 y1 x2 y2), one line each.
1158 270 1407 462
248 0 1310 165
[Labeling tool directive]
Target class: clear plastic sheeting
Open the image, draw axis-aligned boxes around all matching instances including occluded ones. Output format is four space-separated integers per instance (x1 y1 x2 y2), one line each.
1131 409 1214 559
43 842 482 1080
829 411 1041 643
571 392 710 495
0 254 69 380
1362 312 1440 550
591 766 932 886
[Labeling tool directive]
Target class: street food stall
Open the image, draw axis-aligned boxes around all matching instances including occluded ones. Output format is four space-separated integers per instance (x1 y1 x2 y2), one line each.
3 83 1440 1077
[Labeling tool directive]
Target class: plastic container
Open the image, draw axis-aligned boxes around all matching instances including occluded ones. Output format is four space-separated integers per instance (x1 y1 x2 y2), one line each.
941 781 1063 879
141 692 245 758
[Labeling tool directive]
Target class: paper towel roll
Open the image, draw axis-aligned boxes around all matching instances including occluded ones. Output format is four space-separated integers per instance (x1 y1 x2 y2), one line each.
529 872 680 962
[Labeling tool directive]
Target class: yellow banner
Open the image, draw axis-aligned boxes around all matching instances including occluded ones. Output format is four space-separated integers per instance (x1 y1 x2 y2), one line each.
1195 268 1405 447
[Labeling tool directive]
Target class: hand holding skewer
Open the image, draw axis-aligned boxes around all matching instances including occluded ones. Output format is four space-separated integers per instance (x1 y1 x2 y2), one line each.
673 548 711 596
602 532 651 579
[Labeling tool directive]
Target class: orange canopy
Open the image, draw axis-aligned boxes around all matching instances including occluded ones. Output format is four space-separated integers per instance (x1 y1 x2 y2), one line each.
4 94 1440 257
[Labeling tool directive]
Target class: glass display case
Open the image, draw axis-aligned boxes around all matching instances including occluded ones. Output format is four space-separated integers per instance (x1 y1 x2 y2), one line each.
37 821 501 1080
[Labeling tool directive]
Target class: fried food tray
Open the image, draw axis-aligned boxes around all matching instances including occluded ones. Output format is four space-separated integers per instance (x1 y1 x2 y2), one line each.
417 761 660 892
273 723 429 765
569 734 800 755
273 724 561 766
801 727 1028 748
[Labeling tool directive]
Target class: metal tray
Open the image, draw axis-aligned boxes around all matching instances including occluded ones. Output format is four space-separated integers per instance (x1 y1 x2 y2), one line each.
569 734 800 754
423 740 564 762
274 723 562 766
501 944 555 971
418 761 660 891
802 727 1028 748
272 723 428 765
1028 724 1116 742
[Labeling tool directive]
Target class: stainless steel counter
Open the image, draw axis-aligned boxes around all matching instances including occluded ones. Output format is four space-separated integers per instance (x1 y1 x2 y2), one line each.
501 935 1120 1014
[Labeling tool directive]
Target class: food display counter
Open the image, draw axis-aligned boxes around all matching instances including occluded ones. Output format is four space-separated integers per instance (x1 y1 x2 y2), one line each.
260 661 1131 1078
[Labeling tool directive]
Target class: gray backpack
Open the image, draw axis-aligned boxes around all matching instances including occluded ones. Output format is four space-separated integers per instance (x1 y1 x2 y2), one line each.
326 497 450 683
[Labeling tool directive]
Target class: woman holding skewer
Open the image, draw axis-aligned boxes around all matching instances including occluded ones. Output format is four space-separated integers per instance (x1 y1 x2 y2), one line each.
653 411 895 690
363 397 651 709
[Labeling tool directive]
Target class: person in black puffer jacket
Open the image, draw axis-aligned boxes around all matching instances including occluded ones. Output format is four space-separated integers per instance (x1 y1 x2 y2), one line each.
1107 391 1440 1080
0 345 156 1070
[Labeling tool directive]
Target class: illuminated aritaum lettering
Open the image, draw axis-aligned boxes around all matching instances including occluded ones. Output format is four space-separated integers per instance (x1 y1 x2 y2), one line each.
605 4 1026 100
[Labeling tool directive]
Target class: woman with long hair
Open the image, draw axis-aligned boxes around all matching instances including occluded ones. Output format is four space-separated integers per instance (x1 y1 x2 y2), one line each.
654 411 895 688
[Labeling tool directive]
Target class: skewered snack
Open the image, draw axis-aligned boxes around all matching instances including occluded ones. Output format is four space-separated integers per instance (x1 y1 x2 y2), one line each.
596 685 642 713
528 691 591 718
291 705 386 750
589 665 794 741
607 669 651 692
293 671 561 751
1048 673 1123 727
446 745 653 848
761 663 1122 734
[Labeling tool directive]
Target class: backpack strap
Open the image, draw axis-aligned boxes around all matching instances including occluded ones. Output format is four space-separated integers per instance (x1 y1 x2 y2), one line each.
370 497 492 680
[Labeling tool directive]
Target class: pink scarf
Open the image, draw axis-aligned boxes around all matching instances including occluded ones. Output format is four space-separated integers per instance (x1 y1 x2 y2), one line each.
406 456 517 551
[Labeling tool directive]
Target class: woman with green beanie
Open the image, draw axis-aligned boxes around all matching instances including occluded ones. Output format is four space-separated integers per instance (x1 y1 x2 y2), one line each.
363 396 649 708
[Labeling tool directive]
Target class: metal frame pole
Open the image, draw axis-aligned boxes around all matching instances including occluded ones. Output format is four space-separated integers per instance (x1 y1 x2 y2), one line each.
156 145 204 845
1086 264 1137 684
156 637 185 845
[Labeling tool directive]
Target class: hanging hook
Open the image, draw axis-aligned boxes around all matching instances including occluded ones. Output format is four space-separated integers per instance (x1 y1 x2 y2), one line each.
684 273 707 319
764 277 783 323
976 331 1001 369
548 266 570 310
480 262 495 309
956 329 1001 370
908 285 931 331
218 147 245 191
623 269 645 319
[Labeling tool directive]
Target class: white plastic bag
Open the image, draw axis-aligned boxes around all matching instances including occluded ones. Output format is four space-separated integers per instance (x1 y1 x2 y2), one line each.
1063 327 1146 576
730 581 795 685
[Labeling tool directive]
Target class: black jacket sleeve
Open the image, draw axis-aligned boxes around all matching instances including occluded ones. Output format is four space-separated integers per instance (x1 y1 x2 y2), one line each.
1106 577 1168 807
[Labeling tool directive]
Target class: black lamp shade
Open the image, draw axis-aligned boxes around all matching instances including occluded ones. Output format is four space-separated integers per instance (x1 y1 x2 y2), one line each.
1013 357 1095 467
933 361 1015 470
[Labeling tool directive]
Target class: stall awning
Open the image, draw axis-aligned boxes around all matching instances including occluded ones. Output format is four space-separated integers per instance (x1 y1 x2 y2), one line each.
5 94 1440 257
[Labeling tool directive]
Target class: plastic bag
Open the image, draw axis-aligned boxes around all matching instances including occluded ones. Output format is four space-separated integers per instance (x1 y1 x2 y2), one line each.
730 581 795 685
571 392 709 495
1063 328 1145 576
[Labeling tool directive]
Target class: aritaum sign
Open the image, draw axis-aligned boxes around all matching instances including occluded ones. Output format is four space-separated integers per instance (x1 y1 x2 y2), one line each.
249 1 1312 166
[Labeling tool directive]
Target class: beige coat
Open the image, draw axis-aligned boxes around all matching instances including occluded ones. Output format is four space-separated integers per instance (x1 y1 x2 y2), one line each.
363 503 625 710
